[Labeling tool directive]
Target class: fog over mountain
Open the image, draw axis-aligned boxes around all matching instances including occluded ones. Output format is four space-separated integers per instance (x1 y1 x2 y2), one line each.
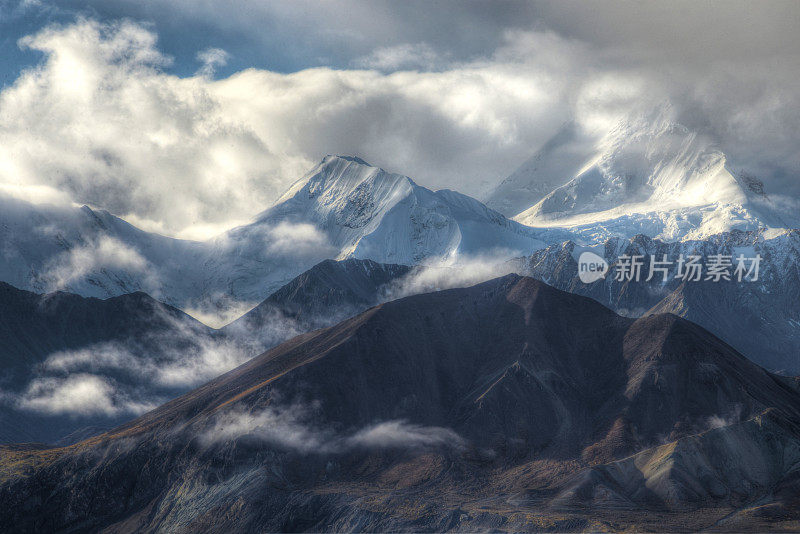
0 155 575 321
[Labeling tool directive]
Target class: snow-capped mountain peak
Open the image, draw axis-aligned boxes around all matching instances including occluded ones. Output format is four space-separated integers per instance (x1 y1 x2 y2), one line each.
490 111 795 242
0 156 575 320
262 154 416 234
249 154 565 264
483 121 596 216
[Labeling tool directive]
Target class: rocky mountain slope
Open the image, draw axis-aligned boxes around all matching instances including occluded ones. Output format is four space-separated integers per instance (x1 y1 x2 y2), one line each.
223 258 411 347
516 229 800 374
0 258 413 445
2 276 799 532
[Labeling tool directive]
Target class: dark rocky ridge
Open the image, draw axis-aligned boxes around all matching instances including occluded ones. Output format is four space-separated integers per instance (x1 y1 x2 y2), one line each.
0 282 212 444
0 258 412 445
2 275 799 532
223 258 411 337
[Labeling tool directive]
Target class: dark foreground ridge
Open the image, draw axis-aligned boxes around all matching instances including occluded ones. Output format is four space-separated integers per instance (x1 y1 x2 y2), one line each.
0 282 211 444
2 275 800 532
0 258 410 445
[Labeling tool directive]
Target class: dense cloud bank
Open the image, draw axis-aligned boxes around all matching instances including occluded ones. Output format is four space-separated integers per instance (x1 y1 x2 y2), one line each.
0 3 797 238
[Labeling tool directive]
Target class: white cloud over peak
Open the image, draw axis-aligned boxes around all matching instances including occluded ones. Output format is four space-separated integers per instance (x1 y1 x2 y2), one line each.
40 234 153 293
0 14 797 239
0 19 582 237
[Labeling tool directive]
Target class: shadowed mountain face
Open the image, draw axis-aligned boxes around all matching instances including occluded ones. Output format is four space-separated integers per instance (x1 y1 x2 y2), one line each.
0 258 411 446
0 283 202 377
223 258 412 347
0 283 222 443
0 282 214 444
2 276 800 532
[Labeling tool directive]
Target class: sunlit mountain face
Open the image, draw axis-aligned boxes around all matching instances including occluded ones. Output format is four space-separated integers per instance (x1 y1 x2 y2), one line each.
1 2 799 532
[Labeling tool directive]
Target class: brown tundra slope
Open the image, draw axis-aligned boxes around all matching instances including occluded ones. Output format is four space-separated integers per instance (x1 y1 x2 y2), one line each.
2 275 800 532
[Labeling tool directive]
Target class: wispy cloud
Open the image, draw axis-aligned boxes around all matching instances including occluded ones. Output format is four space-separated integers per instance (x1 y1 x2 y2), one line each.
264 221 337 259
8 302 258 419
353 43 441 71
345 420 465 450
201 403 466 454
16 373 160 417
40 306 252 389
196 47 229 77
38 235 157 294
384 254 518 300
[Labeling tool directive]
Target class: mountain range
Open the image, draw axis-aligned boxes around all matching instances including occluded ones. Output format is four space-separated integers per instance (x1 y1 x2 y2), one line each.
0 282 213 444
0 114 798 531
0 155 572 319
2 276 798 532
7 111 796 321
0 258 414 445
516 229 800 374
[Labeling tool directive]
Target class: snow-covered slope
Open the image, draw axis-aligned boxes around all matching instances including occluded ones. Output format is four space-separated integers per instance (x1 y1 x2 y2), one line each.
514 228 800 373
494 112 798 242
202 156 574 306
483 121 596 217
250 155 569 261
0 195 209 303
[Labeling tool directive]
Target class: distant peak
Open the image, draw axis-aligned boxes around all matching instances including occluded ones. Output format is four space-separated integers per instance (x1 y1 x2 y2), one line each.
323 154 372 166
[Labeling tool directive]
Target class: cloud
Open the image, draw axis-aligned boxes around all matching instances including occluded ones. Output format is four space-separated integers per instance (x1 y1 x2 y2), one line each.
0 11 798 240
202 403 331 452
264 222 337 258
202 403 466 454
384 254 518 300
0 19 574 237
705 403 743 431
0 182 73 206
8 302 266 419
16 373 159 416
345 420 465 450
39 235 156 293
40 306 254 389
196 47 229 77
353 43 441 71
219 303 316 347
